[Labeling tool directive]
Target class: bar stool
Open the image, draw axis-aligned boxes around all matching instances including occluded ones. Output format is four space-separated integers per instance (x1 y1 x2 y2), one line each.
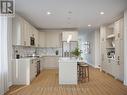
77 62 84 81
79 64 89 82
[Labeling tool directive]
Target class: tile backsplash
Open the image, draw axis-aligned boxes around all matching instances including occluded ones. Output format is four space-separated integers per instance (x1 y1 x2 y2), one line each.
13 46 62 59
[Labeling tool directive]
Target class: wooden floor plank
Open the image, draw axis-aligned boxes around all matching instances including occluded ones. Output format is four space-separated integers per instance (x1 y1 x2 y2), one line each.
5 67 127 95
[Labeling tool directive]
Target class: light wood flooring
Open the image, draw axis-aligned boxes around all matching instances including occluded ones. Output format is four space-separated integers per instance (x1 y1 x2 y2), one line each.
5 67 127 95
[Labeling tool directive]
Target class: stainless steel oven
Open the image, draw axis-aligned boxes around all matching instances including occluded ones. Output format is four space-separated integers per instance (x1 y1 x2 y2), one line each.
36 60 40 76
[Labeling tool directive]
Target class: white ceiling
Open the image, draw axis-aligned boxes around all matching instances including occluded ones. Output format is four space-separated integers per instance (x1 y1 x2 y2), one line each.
16 0 127 29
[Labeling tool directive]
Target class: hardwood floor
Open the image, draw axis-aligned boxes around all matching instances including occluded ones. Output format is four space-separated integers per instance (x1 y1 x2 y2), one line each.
6 67 127 95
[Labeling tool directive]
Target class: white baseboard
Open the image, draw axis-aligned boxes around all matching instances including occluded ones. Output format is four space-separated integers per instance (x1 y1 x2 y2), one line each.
88 63 95 68
124 80 127 86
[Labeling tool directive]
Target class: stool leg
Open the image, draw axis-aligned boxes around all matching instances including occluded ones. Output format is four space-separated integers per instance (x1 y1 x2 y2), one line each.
87 66 89 81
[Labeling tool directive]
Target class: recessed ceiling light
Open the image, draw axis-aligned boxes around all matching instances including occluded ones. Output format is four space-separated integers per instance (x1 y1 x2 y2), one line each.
88 24 91 27
68 11 72 14
67 17 71 20
47 11 51 15
100 12 104 15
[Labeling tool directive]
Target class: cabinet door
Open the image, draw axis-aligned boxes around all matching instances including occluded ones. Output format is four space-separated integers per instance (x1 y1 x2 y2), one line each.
43 57 59 69
114 20 120 40
40 58 44 70
23 20 30 46
114 19 124 40
12 16 24 45
45 32 61 47
115 39 124 80
38 32 45 47
12 60 20 84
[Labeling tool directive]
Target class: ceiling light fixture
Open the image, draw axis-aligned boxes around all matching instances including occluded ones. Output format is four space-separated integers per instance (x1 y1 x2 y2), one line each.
100 12 104 15
88 24 91 27
47 11 51 15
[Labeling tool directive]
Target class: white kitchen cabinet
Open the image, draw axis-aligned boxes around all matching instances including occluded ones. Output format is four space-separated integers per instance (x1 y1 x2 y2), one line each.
42 57 59 69
40 57 44 70
114 39 124 81
114 19 124 81
38 32 45 47
12 59 31 85
12 15 39 47
13 15 30 46
12 58 38 85
114 18 124 40
12 15 25 46
62 31 78 41
45 32 61 47
100 18 124 81
23 20 30 46
59 58 77 84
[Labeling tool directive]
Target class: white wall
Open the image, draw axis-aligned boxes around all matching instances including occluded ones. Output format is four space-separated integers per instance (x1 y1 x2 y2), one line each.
78 29 100 68
94 30 100 68
124 10 127 85
78 30 95 67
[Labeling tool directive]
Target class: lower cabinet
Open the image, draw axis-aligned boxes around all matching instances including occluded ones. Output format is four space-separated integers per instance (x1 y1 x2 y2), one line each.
40 56 59 69
12 58 38 85
101 58 124 81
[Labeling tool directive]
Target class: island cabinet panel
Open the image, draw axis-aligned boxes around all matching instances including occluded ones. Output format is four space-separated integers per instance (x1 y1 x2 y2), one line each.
59 58 77 85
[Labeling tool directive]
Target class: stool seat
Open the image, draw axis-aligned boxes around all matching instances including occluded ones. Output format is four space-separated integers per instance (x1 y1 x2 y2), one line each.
80 64 88 67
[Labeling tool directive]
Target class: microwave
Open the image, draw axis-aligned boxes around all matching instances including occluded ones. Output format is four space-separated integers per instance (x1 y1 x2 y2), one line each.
30 36 35 46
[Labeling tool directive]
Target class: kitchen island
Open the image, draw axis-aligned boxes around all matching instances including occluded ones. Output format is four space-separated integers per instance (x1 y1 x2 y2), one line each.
59 57 77 85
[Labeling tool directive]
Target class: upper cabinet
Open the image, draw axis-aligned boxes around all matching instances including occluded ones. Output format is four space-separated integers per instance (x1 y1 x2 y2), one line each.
62 31 78 41
38 32 45 47
45 32 61 47
114 18 124 40
23 20 30 46
12 15 25 46
38 31 62 48
12 15 39 47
